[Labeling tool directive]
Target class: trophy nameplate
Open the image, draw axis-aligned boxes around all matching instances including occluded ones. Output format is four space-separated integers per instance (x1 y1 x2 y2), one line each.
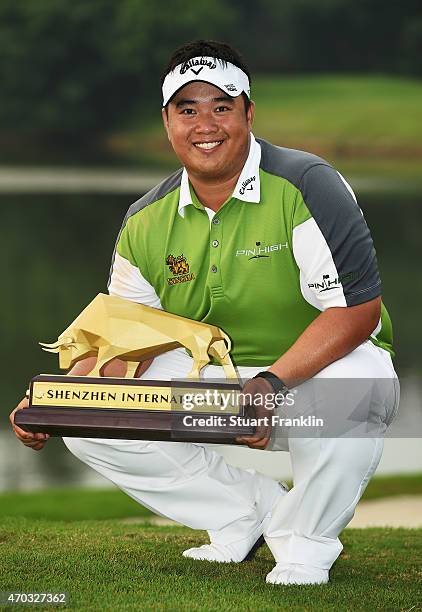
15 294 255 443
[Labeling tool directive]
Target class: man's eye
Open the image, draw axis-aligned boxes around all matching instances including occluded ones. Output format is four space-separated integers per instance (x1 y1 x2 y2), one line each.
181 108 195 115
216 106 230 112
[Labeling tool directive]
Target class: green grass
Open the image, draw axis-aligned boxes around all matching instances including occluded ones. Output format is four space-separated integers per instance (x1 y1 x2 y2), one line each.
0 519 421 611
0 487 153 522
0 474 421 523
253 75 422 147
359 473 422 500
0 477 421 609
110 74 422 184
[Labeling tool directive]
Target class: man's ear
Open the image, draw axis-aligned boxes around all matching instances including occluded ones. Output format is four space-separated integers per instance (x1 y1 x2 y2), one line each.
162 107 171 141
247 100 255 130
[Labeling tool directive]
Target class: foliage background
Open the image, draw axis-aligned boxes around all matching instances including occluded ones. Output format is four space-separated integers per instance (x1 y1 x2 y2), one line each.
1 0 421 491
0 0 420 138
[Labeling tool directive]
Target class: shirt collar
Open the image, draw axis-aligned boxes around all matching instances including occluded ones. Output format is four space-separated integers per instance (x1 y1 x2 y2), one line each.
178 133 261 218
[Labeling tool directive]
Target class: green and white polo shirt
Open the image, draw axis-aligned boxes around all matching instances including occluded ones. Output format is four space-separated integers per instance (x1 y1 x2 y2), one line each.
108 134 393 367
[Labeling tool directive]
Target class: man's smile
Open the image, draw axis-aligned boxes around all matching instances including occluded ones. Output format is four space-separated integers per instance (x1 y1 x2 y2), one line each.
193 140 224 150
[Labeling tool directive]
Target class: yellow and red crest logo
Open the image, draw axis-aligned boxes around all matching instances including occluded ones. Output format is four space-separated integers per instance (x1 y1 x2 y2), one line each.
166 254 195 286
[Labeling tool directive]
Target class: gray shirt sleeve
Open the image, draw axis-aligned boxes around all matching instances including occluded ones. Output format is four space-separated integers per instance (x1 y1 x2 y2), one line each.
294 164 381 308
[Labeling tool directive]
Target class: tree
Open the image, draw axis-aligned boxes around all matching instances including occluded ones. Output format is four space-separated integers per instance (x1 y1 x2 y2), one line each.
0 0 234 137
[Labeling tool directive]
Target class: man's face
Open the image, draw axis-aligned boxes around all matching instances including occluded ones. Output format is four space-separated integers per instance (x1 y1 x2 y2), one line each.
162 81 254 182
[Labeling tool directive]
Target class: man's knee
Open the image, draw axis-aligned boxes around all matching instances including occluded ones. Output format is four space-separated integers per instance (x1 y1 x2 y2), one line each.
62 437 148 462
62 437 93 462
61 437 182 474
317 437 383 476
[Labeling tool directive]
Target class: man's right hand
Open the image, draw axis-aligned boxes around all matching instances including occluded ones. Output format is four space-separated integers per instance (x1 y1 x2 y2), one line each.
9 356 154 452
9 357 97 452
9 397 50 451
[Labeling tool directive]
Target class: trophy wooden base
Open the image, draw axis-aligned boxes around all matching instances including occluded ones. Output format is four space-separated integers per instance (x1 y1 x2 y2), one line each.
15 406 254 443
14 374 255 444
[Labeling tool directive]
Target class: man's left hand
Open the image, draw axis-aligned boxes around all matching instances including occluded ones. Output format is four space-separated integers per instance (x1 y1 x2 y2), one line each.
235 376 274 449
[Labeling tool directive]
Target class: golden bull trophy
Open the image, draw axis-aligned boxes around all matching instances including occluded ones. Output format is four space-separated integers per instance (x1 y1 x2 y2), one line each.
15 294 254 442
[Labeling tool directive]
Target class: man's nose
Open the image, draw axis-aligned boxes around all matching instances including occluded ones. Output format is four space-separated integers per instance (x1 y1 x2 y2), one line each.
194 111 218 133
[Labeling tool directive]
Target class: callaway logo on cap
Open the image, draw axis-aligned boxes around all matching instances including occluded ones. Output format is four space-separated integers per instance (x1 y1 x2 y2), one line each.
162 56 251 107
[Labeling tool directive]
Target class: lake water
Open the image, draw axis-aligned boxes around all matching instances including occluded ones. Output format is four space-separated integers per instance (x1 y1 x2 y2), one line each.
1 190 421 490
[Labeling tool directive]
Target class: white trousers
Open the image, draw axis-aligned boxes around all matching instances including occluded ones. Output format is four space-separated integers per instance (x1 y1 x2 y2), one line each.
63 340 399 570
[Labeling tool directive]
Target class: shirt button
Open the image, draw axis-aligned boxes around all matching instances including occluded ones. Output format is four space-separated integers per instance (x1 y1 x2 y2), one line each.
211 265 218 273
212 218 220 225
212 240 219 247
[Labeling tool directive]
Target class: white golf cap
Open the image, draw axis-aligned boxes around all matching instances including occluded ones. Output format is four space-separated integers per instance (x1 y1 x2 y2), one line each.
162 56 250 107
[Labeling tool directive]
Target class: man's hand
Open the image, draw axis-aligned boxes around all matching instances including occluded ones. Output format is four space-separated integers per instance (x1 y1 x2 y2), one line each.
235 376 274 449
10 356 154 451
10 397 50 451
8 356 98 452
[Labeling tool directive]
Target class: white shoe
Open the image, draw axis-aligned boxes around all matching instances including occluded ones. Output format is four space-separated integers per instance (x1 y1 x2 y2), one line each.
182 539 264 563
266 563 329 585
182 481 288 563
